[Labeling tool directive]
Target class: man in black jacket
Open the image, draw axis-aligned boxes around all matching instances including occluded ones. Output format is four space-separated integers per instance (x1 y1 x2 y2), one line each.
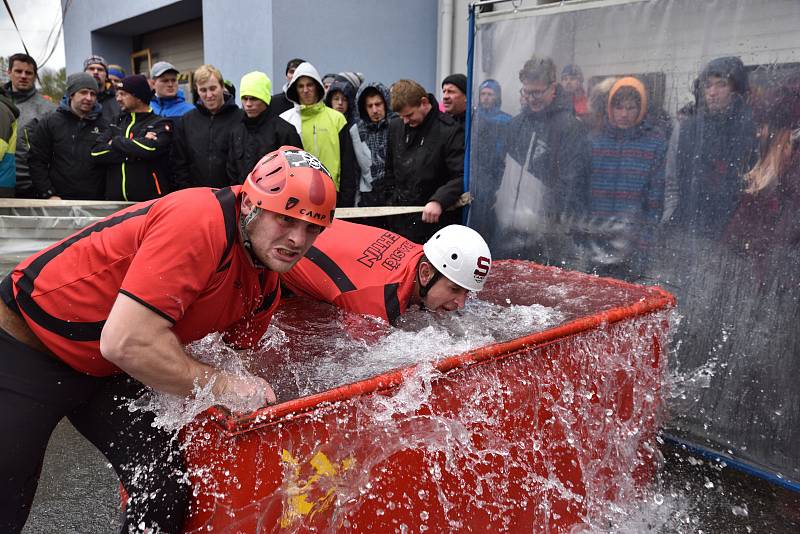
495 56 590 265
91 74 173 201
171 64 243 189
28 73 108 200
226 71 301 184
376 79 464 243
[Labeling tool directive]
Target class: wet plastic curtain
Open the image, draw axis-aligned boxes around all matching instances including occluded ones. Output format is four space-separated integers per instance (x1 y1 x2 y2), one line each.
467 0 800 487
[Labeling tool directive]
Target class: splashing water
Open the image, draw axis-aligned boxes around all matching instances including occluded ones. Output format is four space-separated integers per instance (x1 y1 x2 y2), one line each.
128 262 683 532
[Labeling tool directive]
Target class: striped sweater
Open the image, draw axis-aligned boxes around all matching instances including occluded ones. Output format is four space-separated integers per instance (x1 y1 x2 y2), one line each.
589 122 667 224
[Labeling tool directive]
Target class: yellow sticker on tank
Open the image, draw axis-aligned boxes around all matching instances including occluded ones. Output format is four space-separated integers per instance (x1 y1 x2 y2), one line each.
280 448 355 528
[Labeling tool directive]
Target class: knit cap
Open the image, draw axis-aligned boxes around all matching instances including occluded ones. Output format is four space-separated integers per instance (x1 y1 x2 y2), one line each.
83 55 108 72
442 73 467 95
117 74 152 104
239 71 272 105
66 73 98 96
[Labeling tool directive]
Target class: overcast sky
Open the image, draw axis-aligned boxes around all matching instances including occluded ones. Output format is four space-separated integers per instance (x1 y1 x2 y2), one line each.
1 0 65 71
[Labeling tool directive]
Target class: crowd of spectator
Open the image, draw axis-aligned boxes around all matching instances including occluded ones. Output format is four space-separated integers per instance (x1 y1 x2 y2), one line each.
1 50 798 273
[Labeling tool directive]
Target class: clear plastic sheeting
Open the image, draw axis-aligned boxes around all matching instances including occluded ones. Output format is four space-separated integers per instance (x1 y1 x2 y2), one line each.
467 0 800 485
0 205 118 277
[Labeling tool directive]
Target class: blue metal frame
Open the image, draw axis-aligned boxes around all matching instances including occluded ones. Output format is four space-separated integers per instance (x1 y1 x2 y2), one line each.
462 3 477 224
662 433 800 493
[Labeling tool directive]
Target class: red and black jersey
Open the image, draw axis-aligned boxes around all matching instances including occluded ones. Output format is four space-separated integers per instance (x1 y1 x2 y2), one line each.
0 186 279 376
281 220 423 323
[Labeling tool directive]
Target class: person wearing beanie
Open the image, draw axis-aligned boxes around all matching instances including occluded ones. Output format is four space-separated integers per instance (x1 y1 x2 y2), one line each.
322 73 337 93
27 73 108 200
107 64 126 84
671 55 757 238
3 53 55 198
585 76 668 278
441 73 467 124
150 61 193 119
561 64 588 117
171 64 243 189
470 79 512 238
83 54 120 123
279 61 358 206
226 71 301 184
91 74 174 201
271 57 306 116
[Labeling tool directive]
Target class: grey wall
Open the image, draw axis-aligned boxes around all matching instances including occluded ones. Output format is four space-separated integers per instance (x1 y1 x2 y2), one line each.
202 0 273 99
62 0 193 73
63 0 439 98
271 0 438 93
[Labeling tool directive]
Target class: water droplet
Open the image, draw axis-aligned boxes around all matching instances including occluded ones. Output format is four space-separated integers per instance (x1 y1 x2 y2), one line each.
731 505 748 517
653 493 664 505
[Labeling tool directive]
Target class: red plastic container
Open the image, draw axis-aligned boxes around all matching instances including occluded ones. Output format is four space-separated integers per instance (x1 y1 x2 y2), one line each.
180 260 674 533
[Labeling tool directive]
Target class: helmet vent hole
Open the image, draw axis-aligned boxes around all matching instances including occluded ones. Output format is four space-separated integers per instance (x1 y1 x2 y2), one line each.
265 166 282 177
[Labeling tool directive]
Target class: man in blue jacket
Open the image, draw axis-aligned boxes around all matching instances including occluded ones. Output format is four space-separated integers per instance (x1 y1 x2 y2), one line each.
149 61 194 119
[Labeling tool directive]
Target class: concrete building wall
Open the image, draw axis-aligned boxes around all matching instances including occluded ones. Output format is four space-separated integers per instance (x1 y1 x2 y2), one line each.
62 0 439 99
271 0 438 93
62 0 192 73
202 0 273 98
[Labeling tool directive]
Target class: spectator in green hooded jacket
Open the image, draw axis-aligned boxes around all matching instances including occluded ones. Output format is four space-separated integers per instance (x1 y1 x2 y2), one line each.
279 61 358 207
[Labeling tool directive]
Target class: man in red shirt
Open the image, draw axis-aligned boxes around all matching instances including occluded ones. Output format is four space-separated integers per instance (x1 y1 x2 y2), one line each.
0 146 336 533
282 220 492 324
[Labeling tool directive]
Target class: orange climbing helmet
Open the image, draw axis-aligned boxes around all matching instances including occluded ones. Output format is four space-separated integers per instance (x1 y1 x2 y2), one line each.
241 146 337 227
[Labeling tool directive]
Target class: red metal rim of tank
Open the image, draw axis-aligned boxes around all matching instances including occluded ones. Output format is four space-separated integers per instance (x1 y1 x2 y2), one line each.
203 260 675 436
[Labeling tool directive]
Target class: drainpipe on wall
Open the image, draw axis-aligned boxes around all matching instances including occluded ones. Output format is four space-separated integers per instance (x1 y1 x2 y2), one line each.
437 0 454 94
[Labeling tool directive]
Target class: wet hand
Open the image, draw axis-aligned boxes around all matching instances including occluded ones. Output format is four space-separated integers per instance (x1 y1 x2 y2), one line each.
144 131 157 140
216 373 277 408
422 201 443 223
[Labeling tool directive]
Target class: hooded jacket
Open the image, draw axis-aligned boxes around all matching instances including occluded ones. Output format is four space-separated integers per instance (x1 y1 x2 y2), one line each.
470 79 512 235
28 94 108 199
2 81 56 194
354 82 397 206
324 76 358 124
587 79 667 258
91 107 173 201
501 84 590 219
279 62 358 206
171 93 244 189
0 89 20 192
150 89 194 119
672 94 757 238
226 108 302 184
376 93 464 243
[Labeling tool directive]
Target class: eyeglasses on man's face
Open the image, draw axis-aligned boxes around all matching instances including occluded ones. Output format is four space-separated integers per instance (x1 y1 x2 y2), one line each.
520 83 554 99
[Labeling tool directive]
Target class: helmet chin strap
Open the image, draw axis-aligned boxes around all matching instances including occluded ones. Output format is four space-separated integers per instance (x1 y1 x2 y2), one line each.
417 261 443 300
239 207 265 267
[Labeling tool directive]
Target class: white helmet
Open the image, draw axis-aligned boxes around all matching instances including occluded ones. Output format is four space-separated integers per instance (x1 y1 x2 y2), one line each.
423 225 492 292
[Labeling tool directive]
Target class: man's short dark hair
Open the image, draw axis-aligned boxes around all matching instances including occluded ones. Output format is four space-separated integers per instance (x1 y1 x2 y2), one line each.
8 53 37 74
286 58 305 75
519 56 556 85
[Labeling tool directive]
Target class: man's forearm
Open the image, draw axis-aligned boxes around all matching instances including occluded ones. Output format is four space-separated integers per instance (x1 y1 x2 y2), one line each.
101 322 225 397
